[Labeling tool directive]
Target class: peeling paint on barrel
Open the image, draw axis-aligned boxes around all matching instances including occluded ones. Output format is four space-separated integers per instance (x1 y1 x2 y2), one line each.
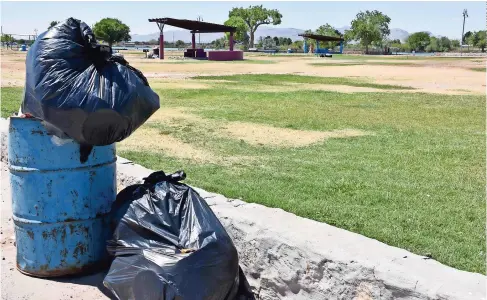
9 117 116 277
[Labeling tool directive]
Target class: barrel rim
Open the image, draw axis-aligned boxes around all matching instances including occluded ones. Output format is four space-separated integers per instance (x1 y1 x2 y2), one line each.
9 116 42 122
8 158 117 173
16 260 110 278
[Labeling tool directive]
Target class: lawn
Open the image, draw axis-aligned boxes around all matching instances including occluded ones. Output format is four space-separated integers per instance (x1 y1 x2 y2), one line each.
470 67 486 73
1 75 484 274
330 54 481 61
309 62 421 67
1 87 22 117
194 74 415 90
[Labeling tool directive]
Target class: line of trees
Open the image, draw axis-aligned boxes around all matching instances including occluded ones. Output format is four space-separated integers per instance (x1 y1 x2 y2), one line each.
32 7 483 54
255 36 292 49
226 6 485 53
1 33 31 48
463 30 486 52
385 30 486 53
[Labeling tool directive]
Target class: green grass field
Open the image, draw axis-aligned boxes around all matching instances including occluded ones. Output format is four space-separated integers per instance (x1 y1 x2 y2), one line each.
309 62 421 67
1 87 22 117
1 74 484 274
470 67 486 72
194 74 415 90
325 54 480 61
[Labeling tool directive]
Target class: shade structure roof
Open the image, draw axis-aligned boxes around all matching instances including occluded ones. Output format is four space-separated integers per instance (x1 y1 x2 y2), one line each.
298 33 344 42
149 18 236 33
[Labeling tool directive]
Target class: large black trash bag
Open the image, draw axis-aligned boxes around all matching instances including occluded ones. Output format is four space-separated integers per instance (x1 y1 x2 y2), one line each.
104 171 255 300
21 18 160 146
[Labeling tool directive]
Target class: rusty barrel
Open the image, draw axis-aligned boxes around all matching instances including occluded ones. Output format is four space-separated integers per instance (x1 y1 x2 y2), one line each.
8 117 116 277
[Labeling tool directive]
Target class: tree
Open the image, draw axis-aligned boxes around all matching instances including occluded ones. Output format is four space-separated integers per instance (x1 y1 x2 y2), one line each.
273 36 280 46
315 23 342 50
262 36 276 49
228 5 282 48
1 34 13 49
390 39 401 44
291 40 303 51
463 31 473 45
256 36 264 48
345 10 391 54
473 30 486 52
48 21 59 29
407 32 430 51
438 36 451 52
426 36 438 52
213 37 226 49
451 39 461 48
175 40 186 49
92 18 131 47
277 37 292 46
224 17 249 50
224 16 248 44
390 40 403 51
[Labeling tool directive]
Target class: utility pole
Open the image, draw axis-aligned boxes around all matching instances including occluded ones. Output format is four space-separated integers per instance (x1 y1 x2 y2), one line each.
197 16 203 47
461 9 468 56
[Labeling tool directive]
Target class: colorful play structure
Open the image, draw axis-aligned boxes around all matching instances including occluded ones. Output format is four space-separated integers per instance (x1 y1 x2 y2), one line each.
298 33 344 55
148 18 243 61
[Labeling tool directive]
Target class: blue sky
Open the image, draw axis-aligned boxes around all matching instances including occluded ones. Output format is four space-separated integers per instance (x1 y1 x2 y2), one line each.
1 1 485 39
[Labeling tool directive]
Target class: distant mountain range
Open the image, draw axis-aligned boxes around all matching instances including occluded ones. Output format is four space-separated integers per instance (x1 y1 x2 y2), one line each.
131 26 414 43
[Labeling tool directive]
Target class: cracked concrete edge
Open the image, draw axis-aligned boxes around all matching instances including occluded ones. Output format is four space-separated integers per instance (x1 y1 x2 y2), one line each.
116 156 486 300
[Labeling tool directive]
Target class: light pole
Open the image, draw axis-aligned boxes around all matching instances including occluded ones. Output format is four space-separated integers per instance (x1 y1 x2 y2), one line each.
461 9 468 56
197 16 203 47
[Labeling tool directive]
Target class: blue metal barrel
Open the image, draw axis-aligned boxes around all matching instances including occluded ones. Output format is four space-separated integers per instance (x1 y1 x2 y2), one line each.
8 117 116 277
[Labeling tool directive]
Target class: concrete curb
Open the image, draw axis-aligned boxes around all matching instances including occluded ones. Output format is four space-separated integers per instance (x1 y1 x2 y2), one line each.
116 156 486 300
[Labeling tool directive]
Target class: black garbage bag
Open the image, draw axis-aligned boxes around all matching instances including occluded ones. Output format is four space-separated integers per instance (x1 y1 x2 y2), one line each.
22 18 160 146
104 171 254 300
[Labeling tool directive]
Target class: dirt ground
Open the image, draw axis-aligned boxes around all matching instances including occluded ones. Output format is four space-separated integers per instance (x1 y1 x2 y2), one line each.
1 50 486 95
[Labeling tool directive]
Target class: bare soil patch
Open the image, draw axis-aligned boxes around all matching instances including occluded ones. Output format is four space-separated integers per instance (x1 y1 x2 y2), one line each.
148 79 210 90
223 122 370 147
118 127 214 163
118 123 257 166
145 107 370 148
148 107 204 124
1 54 26 87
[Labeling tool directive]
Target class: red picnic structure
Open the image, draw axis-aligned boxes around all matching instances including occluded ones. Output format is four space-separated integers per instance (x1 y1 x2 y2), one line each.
148 18 243 61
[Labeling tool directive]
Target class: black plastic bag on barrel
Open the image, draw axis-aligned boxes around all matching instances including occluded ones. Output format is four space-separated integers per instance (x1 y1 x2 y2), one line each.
104 171 254 300
21 18 160 146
